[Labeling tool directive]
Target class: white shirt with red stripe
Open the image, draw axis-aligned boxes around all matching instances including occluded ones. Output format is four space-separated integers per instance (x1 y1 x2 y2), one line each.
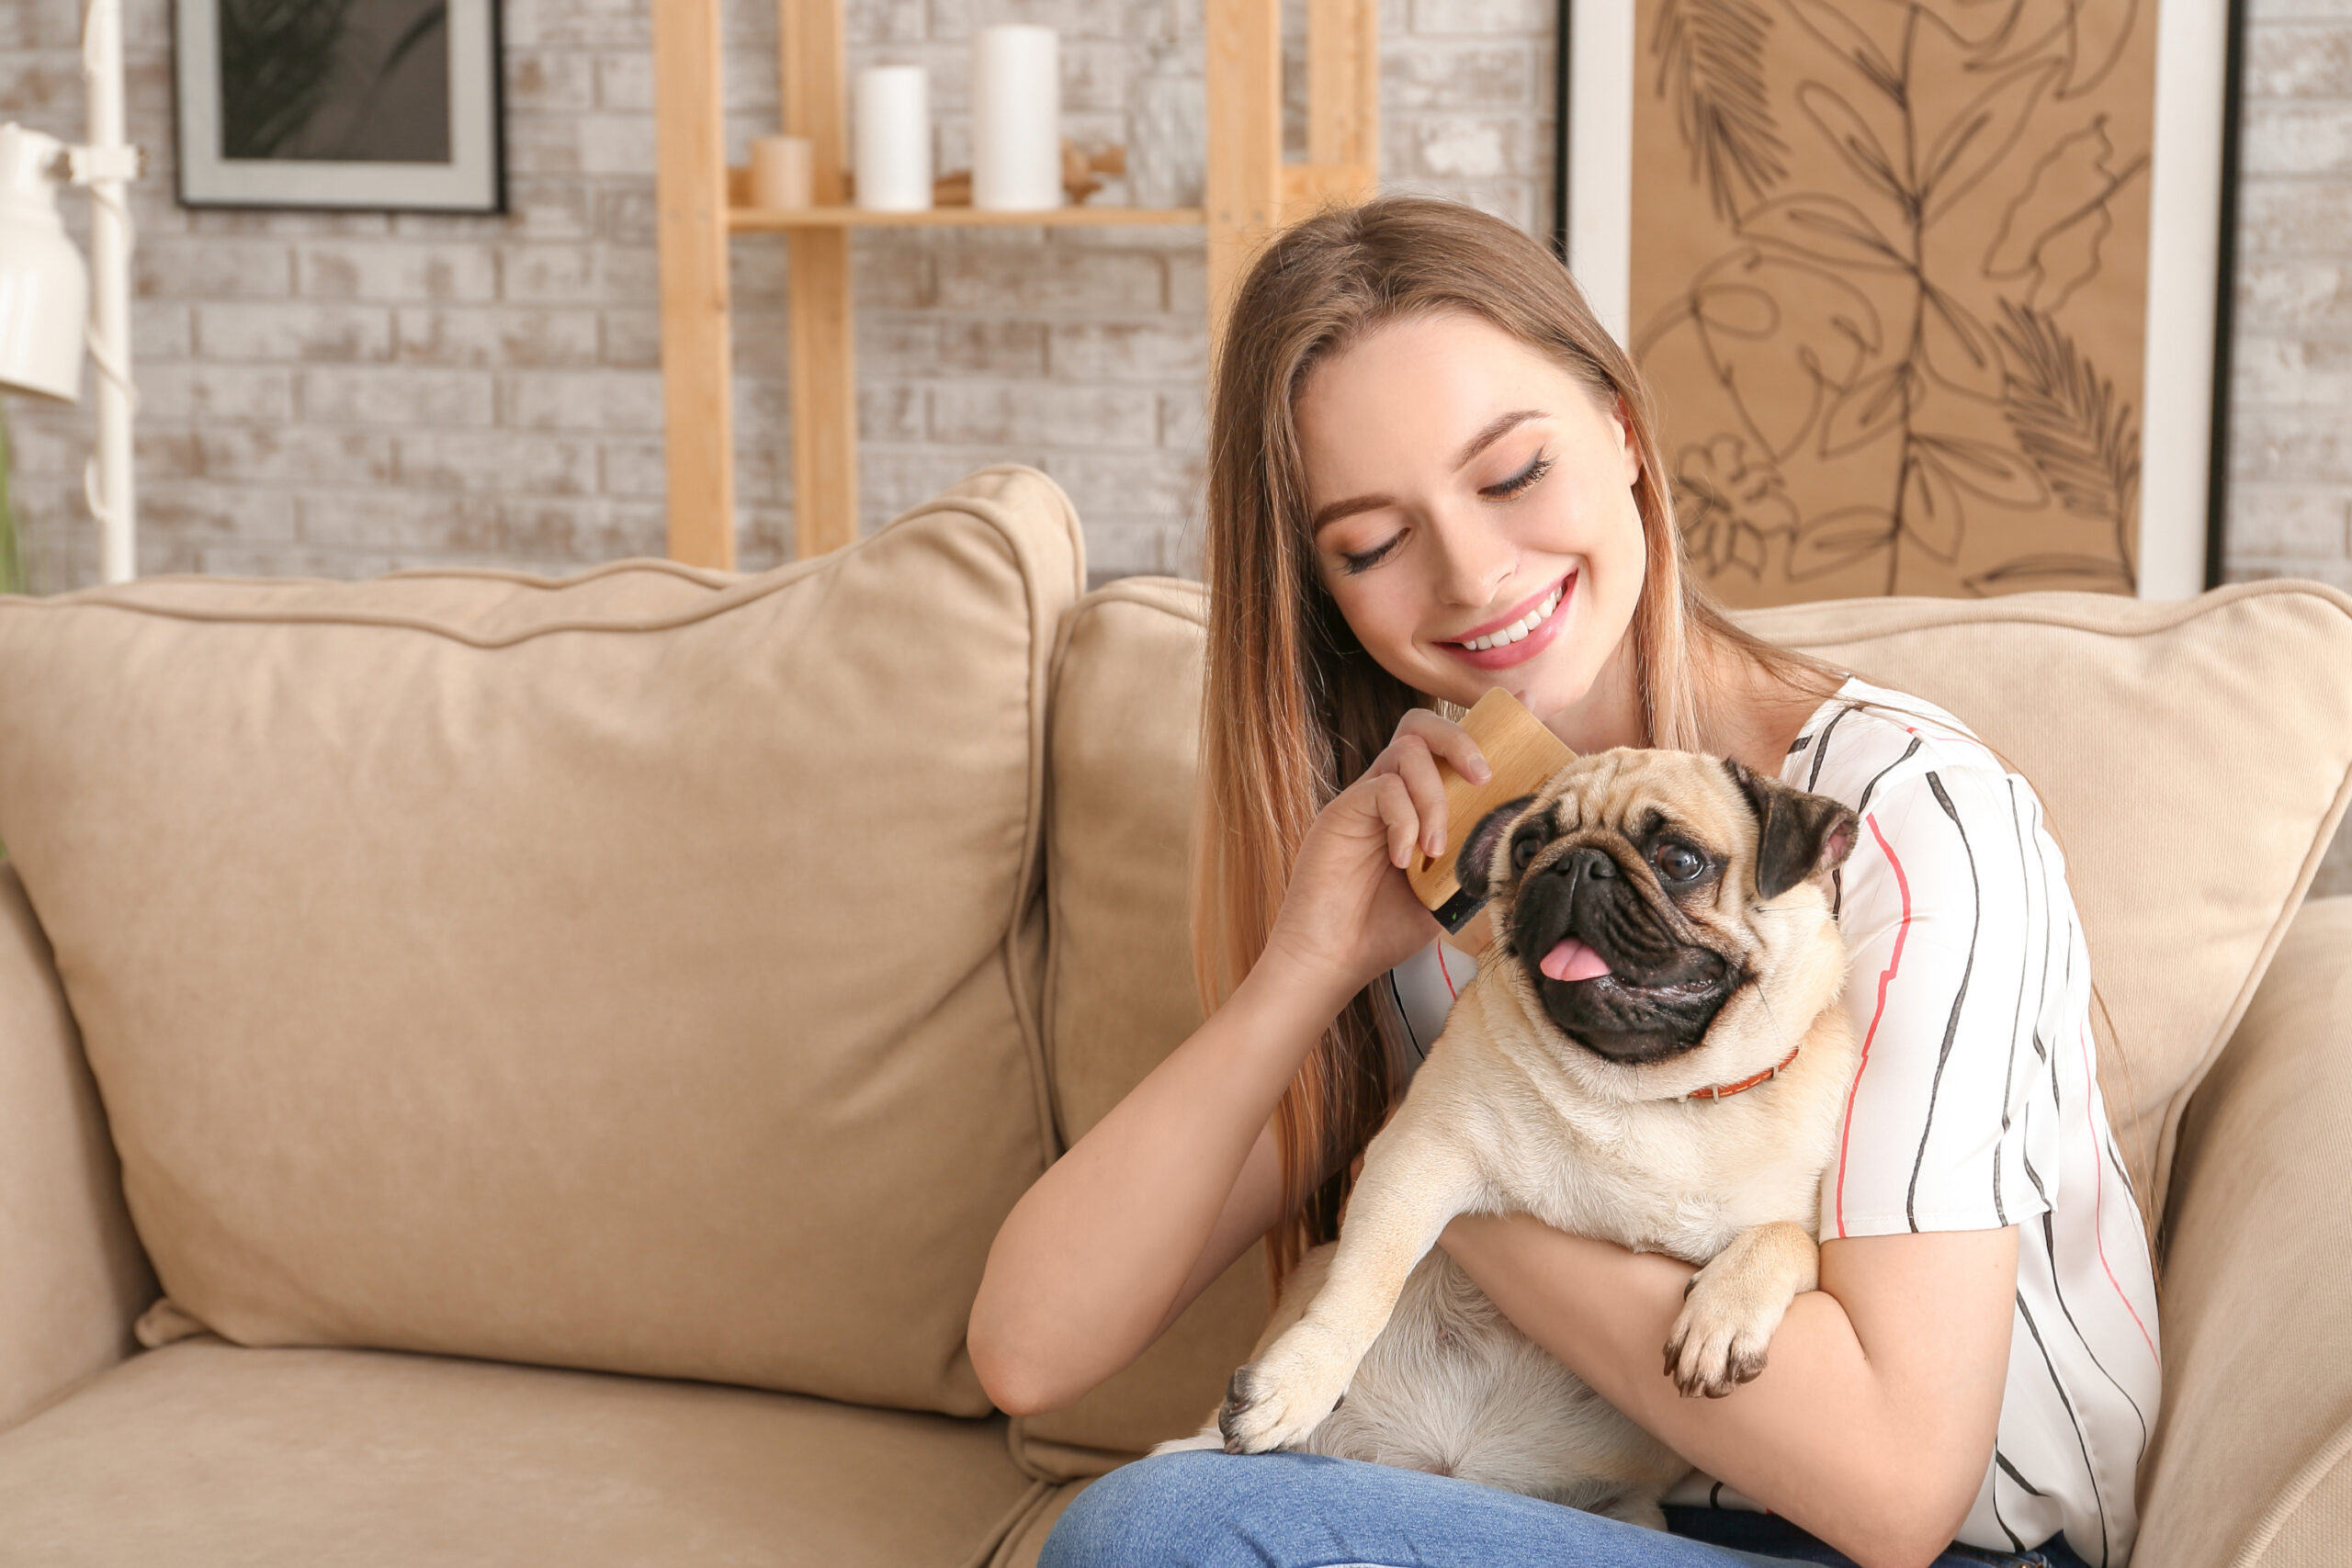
1384 675 2160 1565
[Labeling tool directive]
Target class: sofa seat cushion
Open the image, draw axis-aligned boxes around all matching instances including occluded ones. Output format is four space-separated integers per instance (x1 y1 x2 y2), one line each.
0 464 1083 1416
0 1338 1054 1566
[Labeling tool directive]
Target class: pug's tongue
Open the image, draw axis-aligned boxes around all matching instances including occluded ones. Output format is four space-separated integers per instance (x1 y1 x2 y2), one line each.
1540 936 1612 983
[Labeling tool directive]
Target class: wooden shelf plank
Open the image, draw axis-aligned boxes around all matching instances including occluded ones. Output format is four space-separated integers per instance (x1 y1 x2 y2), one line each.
729 203 1208 231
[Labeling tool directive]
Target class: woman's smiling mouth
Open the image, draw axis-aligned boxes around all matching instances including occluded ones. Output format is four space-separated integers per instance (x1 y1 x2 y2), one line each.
1440 571 1575 670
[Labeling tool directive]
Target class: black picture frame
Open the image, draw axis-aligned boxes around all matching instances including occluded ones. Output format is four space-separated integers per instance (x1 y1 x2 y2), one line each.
174 0 505 214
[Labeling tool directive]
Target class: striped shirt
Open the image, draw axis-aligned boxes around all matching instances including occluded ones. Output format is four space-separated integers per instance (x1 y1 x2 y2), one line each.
1386 675 2160 1564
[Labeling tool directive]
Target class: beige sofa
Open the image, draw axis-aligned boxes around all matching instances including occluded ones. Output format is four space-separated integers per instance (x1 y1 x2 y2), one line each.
0 466 2346 1567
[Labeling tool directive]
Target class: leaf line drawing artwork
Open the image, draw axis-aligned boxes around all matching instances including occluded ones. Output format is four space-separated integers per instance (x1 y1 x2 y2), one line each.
1628 0 2155 602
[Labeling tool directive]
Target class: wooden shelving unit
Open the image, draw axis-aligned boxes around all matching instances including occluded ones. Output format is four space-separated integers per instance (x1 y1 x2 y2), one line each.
651 0 1379 567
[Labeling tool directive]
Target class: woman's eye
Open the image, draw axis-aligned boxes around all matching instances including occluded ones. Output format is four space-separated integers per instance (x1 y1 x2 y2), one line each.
1656 843 1703 882
1337 535 1402 575
1482 450 1554 500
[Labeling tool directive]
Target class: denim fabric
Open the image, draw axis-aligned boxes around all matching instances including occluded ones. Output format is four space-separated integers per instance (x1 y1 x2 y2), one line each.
1039 1451 2097 1568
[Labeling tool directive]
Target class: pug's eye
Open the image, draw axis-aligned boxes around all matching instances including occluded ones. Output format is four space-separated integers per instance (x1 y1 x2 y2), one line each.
1654 842 1705 883
1510 827 1546 872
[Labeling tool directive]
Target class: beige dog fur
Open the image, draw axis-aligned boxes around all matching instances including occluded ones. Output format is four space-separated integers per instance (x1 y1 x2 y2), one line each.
1159 749 1860 1528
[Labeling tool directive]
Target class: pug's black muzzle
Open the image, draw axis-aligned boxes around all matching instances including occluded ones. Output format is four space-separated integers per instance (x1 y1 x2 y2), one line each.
1512 845 1738 1064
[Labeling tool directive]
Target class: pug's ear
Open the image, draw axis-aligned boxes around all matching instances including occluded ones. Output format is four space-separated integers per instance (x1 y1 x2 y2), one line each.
1722 759 1860 900
1454 795 1539 901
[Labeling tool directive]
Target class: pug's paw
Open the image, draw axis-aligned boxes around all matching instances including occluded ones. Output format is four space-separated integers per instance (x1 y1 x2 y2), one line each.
1663 1260 1783 1399
1216 1324 1352 1453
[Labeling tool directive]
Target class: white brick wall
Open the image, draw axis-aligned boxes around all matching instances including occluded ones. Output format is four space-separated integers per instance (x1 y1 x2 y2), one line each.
0 0 2346 887
2229 0 2352 894
0 0 1550 582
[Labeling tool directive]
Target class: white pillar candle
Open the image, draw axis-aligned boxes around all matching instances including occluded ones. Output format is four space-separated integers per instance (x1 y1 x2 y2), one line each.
972 25 1061 211
854 65 932 211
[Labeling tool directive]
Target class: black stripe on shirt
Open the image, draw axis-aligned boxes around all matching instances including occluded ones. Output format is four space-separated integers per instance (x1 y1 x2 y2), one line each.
2018 1290 2112 1568
1989 1473 2029 1555
1836 735 1920 923
2021 1099 2049 1204
1907 772 1981 1232
1388 970 1426 1066
2041 1209 2153 1454
1806 705 1855 792
2026 797 2057 1066
1992 1446 2049 1552
1996 1450 2050 1497
1994 777 2037 1228
1855 737 1920 816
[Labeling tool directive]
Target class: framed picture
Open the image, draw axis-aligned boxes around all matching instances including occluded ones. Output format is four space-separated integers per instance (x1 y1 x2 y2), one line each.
174 0 503 212
1555 0 2241 604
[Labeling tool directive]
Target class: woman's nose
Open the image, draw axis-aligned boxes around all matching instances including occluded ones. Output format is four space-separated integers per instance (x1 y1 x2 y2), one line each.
1427 510 1515 608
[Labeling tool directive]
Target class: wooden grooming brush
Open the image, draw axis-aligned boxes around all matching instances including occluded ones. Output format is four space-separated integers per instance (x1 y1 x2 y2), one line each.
1403 689 1576 957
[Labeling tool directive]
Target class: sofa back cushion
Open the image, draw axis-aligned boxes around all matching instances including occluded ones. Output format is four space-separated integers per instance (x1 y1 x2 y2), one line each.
1034 578 2352 1461
1016 580 1268 1472
0 465 1081 1416
1741 582 2352 1222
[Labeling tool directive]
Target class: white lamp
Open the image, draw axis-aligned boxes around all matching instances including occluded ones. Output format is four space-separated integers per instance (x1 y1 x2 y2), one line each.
0 128 88 403
0 0 140 583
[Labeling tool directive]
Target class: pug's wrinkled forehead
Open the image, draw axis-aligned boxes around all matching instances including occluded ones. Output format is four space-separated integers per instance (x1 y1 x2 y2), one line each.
1456 750 1856 911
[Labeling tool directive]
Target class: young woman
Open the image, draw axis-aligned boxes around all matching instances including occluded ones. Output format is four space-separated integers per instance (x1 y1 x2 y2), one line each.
967 197 2158 1568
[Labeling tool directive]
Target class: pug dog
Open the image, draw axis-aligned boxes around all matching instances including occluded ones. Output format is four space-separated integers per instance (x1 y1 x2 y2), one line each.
1156 749 1860 1528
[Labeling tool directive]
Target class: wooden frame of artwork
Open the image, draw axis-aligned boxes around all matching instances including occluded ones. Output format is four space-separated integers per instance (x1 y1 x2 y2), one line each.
174 0 504 213
1556 0 2239 604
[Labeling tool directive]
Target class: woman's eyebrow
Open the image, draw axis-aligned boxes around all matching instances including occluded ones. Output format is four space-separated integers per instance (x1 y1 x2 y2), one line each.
1452 408 1546 470
1307 409 1550 535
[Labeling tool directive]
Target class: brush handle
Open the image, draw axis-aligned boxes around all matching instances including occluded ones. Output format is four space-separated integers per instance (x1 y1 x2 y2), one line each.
1403 690 1576 953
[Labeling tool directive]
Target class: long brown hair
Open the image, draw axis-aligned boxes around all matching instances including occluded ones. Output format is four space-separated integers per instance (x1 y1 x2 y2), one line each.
1193 196 1847 1285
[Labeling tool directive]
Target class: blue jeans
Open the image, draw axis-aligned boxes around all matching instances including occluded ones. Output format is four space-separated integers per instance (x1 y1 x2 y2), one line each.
1040 1450 2096 1568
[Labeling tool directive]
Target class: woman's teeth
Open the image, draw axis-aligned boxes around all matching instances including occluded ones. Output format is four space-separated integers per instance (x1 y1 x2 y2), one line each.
1458 583 1563 651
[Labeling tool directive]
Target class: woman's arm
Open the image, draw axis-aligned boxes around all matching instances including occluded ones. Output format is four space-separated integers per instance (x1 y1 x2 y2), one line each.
1442 1217 2017 1568
968 710 1492 1416
968 950 1350 1415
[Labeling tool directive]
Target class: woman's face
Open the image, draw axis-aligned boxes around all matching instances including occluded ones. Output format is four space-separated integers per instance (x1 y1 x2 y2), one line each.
1294 309 1647 727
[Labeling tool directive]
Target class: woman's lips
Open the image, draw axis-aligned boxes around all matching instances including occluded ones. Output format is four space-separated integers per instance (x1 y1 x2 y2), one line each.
1439 571 1576 671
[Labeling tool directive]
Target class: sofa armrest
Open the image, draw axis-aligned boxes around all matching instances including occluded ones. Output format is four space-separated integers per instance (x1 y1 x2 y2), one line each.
0 861 153 1433
2134 897 2352 1568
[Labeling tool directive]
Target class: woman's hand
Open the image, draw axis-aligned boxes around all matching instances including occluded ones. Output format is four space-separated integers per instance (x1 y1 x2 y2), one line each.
1442 1215 2017 1568
1262 709 1493 992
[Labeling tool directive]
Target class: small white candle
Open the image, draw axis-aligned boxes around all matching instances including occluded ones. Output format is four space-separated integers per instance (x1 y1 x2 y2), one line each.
750 134 813 209
854 65 933 211
972 25 1061 211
